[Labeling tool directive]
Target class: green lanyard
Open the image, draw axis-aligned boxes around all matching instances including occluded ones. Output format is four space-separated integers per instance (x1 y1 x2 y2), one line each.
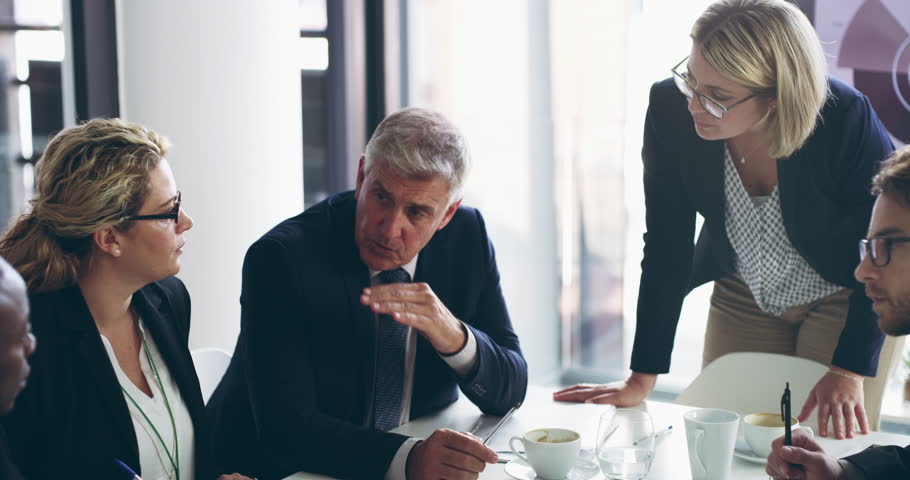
120 326 181 480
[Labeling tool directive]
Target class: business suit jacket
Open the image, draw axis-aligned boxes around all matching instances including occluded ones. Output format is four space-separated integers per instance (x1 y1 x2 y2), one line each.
0 426 22 480
844 444 910 478
207 191 528 480
632 77 894 376
1 277 215 479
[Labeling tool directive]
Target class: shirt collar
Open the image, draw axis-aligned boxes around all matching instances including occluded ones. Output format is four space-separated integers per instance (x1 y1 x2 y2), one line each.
369 253 419 281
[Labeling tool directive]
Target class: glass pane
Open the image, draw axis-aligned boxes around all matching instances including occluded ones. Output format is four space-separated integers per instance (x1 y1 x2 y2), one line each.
14 0 62 26
299 0 327 32
299 37 328 71
301 71 328 208
550 0 626 373
0 1 64 233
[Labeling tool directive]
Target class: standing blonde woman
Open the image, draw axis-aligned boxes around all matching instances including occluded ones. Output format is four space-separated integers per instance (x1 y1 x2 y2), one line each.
0 119 250 480
556 0 894 440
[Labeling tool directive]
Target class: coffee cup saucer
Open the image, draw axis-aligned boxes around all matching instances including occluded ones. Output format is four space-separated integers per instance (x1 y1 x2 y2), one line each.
733 435 766 464
504 457 601 480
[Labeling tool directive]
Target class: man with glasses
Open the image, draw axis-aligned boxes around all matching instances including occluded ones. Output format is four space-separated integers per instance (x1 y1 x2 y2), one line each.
767 145 910 479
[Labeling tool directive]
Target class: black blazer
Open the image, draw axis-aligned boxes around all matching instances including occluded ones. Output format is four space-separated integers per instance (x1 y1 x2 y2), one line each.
1 277 215 479
632 77 894 376
207 191 528 480
844 444 910 477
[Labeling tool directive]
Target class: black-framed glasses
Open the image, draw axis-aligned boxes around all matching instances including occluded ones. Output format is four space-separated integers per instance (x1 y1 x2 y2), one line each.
859 236 910 267
128 191 182 224
671 57 756 119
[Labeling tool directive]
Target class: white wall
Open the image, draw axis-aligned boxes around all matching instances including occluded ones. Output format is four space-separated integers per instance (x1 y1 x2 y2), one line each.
116 0 304 352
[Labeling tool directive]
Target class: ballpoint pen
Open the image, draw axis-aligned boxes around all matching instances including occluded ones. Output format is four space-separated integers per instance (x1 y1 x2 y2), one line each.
114 459 143 480
782 381 792 447
482 402 521 445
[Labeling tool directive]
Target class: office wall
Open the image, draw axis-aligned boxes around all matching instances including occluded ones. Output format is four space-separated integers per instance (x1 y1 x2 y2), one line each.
116 0 304 351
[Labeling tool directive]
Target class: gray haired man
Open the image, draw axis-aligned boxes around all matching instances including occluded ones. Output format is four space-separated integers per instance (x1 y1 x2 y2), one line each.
209 108 528 480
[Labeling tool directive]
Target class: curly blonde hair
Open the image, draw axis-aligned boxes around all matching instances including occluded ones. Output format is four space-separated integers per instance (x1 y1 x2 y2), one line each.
692 0 829 158
0 118 169 293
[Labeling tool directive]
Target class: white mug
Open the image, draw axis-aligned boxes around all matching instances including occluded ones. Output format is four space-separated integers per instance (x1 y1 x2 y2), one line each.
509 428 581 479
684 408 740 480
743 413 814 458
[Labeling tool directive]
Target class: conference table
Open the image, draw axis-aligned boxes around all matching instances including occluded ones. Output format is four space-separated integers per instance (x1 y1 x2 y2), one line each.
287 385 910 479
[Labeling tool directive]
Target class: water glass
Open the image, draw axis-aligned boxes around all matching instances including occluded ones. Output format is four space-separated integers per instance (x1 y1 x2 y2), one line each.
596 409 654 480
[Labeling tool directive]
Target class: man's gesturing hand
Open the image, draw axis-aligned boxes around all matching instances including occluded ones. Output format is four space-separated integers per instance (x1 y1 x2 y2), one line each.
362 283 467 354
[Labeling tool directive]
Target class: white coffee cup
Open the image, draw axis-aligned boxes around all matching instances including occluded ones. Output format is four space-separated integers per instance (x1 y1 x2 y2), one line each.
684 408 740 480
509 428 581 479
743 413 814 458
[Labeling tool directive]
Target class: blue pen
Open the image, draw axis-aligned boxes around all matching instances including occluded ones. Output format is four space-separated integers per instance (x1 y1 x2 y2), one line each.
114 459 143 480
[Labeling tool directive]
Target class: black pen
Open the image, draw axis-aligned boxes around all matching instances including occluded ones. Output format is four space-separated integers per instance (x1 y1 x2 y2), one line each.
781 381 792 446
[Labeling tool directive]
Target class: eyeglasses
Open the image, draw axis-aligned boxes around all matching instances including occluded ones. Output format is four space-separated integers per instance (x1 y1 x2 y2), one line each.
128 191 182 224
858 236 910 267
671 57 756 119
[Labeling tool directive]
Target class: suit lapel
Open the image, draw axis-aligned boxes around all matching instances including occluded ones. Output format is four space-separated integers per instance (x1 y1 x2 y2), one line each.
60 287 141 465
332 194 377 424
683 135 725 222
133 287 206 428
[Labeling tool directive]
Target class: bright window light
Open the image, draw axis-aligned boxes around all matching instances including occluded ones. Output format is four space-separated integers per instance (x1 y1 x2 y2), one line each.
299 37 329 71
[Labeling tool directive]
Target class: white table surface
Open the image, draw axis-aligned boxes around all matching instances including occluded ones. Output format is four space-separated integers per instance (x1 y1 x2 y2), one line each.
287 385 910 479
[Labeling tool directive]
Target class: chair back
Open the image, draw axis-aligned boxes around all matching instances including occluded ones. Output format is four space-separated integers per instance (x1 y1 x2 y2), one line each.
191 347 232 404
674 352 828 430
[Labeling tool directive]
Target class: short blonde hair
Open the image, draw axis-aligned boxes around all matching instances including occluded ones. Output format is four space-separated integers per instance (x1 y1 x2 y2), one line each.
364 107 470 203
692 0 829 158
0 118 169 293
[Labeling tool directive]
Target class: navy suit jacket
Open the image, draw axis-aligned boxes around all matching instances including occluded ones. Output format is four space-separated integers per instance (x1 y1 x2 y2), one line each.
632 77 894 376
0 427 22 480
207 191 528 479
1 277 215 480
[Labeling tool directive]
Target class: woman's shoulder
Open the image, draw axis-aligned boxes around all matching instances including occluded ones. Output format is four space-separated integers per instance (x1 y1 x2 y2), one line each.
821 76 869 117
142 276 190 317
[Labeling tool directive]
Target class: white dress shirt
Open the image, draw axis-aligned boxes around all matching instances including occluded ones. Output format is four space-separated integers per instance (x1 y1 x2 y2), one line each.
368 255 480 479
101 320 195 480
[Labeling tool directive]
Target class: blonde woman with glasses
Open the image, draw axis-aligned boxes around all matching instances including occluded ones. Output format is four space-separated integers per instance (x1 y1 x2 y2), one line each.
556 0 894 440
0 119 250 480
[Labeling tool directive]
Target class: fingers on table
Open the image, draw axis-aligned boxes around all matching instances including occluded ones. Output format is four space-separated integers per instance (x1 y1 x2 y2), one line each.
854 403 870 435
552 386 610 403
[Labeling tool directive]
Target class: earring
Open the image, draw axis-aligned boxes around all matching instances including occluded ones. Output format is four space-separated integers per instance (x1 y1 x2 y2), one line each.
114 249 121 256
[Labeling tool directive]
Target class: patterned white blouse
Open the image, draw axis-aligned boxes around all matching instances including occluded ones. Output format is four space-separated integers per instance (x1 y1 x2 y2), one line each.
722 145 843 315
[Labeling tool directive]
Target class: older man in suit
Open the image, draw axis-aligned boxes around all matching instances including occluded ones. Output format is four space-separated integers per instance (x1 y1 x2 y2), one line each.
0 257 34 480
767 145 910 479
208 108 528 480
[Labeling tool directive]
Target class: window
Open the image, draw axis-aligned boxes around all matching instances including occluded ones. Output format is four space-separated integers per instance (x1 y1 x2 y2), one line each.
299 0 331 208
0 0 64 230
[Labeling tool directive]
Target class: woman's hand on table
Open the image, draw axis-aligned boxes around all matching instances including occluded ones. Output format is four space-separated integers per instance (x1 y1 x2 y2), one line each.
552 372 657 406
798 367 868 439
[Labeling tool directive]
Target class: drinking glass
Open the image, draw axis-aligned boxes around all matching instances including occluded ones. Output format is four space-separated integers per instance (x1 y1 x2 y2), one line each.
596 409 654 480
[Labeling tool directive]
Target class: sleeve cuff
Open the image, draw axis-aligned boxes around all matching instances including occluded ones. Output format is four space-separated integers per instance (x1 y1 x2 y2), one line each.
439 322 478 376
839 459 867 480
386 437 421 480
